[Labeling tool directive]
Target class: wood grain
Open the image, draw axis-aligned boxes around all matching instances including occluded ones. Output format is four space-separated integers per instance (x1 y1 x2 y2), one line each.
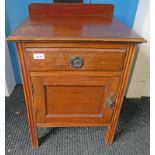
105 44 137 144
25 47 126 71
28 3 114 17
23 42 129 49
32 75 120 124
16 43 39 147
6 4 145 43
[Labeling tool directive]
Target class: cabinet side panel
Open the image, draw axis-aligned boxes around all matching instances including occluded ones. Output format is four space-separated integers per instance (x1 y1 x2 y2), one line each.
16 42 39 147
105 43 137 144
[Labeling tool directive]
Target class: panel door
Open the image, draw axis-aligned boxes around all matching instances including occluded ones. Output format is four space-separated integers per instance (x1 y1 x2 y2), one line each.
31 75 120 126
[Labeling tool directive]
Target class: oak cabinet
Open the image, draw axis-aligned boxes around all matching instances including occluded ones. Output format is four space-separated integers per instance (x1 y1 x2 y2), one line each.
7 4 145 147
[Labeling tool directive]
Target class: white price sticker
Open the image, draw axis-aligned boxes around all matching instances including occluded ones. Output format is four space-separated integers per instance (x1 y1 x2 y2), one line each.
33 53 45 60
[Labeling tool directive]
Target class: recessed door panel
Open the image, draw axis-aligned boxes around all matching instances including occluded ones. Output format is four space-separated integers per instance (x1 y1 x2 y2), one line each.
46 85 105 115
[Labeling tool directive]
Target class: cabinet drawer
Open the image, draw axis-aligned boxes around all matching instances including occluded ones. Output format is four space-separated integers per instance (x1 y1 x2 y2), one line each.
25 48 126 71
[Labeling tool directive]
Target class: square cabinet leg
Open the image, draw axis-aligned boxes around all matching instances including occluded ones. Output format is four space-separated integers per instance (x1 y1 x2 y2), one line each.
29 126 39 148
105 124 117 145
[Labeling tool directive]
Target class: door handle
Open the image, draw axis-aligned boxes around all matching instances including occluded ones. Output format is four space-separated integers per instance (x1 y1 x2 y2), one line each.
107 93 115 108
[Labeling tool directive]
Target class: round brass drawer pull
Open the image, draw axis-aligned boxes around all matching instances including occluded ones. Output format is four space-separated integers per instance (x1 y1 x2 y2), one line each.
70 56 84 69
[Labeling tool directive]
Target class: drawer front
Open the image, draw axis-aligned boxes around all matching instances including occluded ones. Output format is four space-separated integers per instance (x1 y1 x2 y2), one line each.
25 48 126 71
31 75 120 125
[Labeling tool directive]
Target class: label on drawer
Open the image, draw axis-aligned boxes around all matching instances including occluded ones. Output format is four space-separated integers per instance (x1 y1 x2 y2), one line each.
33 53 45 59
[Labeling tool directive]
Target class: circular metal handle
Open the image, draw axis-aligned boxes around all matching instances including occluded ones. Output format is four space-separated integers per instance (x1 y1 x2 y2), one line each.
70 56 84 69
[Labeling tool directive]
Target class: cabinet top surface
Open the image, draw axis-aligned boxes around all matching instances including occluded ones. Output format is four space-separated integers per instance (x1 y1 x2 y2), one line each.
7 4 145 43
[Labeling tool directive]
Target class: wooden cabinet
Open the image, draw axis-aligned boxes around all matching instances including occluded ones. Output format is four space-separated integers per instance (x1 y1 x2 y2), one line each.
7 4 145 147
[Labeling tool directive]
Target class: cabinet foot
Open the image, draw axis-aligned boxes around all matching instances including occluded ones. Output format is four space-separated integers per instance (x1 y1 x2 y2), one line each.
105 124 116 145
30 127 39 148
